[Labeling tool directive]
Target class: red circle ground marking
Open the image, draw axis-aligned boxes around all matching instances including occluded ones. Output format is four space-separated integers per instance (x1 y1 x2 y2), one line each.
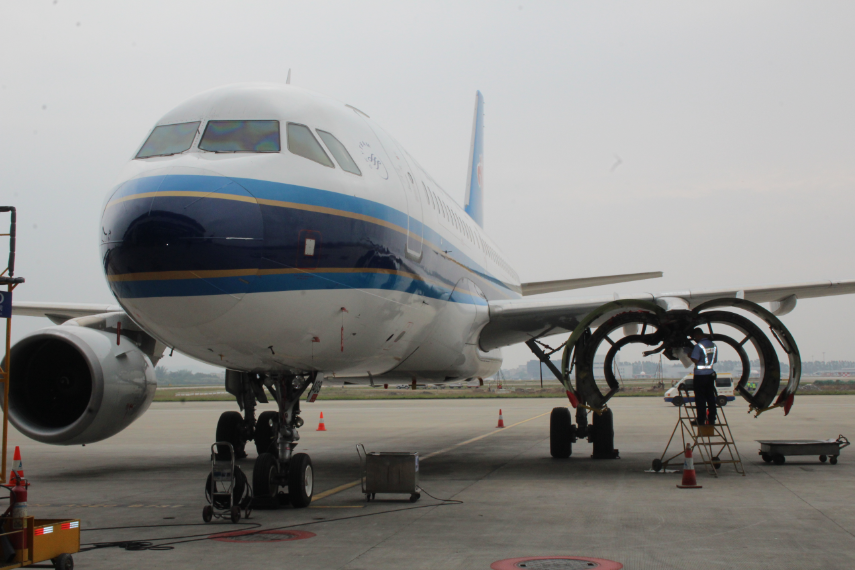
210 529 316 543
491 556 623 570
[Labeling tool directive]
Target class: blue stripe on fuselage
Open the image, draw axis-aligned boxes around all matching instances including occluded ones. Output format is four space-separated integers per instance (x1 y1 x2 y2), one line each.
103 174 518 302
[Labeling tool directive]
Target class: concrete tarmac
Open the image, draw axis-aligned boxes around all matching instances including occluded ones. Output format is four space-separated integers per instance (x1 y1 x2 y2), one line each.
9 396 855 569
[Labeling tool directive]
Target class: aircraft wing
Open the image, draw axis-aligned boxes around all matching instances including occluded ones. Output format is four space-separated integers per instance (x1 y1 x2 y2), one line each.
480 279 855 351
12 302 124 325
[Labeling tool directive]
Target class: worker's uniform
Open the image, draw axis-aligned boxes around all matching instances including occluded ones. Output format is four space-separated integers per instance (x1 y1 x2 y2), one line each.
691 338 718 425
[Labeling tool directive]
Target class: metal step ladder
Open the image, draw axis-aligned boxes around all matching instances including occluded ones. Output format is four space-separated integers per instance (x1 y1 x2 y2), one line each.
656 386 745 477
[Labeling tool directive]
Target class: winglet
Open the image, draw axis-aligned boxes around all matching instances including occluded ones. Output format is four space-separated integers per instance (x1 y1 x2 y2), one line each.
464 91 485 228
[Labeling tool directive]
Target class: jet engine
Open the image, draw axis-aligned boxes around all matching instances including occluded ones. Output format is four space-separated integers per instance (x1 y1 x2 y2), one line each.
5 316 158 445
560 298 801 416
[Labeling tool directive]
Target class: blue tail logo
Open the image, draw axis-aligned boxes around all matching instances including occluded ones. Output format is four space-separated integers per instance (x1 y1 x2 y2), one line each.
465 91 485 227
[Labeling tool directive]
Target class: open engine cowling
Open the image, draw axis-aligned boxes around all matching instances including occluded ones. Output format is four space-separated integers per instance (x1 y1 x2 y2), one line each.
5 324 157 445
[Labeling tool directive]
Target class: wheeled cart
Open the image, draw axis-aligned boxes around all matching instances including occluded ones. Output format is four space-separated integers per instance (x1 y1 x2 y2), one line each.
356 445 420 502
0 517 79 570
758 435 849 465
203 442 252 523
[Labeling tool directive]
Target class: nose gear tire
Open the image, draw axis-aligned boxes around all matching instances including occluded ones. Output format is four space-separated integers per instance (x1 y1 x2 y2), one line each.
253 453 280 499
288 453 314 508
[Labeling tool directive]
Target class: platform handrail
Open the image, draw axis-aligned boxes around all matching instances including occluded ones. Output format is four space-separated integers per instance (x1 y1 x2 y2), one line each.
0 207 16 279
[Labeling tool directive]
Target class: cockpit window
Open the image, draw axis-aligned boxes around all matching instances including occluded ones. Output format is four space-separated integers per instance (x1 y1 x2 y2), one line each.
287 123 334 167
316 130 361 175
136 122 200 158
199 120 280 152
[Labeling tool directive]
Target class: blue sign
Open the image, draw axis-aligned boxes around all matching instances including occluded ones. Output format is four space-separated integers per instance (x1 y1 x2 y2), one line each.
0 290 11 319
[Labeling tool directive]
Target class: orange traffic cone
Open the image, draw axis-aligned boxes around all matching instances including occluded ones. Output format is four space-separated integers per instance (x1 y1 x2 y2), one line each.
677 444 702 489
317 412 327 431
496 409 505 428
10 446 23 482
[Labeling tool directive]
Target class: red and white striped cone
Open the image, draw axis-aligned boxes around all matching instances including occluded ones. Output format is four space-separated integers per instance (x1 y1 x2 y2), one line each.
10 446 23 483
496 409 505 428
317 412 327 432
677 444 702 489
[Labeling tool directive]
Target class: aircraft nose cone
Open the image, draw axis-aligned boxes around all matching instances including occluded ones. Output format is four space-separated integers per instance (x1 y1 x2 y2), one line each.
100 168 264 326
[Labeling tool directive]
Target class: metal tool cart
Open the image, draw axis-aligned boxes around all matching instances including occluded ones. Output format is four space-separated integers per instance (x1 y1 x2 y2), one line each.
203 442 252 523
357 445 420 503
758 435 849 465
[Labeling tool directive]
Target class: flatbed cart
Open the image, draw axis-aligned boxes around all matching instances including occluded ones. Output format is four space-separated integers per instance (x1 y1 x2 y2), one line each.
758 435 849 465
356 444 420 503
0 517 80 570
203 442 252 523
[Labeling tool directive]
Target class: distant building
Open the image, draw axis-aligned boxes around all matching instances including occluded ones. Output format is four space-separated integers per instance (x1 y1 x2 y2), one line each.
527 359 561 379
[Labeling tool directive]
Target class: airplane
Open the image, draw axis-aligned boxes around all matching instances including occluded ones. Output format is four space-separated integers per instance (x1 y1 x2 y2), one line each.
7 83 855 507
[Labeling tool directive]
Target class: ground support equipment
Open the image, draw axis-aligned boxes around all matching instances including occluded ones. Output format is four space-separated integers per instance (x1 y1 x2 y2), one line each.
357 445 420 503
0 209 78 569
757 435 849 465
0 517 79 570
654 387 744 477
250 372 318 509
203 442 252 523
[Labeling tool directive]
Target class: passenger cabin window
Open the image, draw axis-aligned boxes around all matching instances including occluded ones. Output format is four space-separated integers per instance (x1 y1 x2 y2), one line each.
199 120 280 152
316 130 361 175
136 121 200 158
287 123 334 167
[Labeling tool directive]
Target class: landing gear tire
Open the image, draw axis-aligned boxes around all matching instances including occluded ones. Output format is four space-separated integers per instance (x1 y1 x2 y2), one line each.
672 396 683 407
202 505 213 522
652 458 663 472
550 407 573 458
772 454 785 465
716 396 728 407
254 411 279 456
288 453 314 508
591 408 618 459
713 456 722 470
253 453 280 499
216 411 247 459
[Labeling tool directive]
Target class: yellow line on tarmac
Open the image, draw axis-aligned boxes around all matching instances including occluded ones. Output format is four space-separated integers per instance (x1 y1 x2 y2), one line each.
311 410 549 503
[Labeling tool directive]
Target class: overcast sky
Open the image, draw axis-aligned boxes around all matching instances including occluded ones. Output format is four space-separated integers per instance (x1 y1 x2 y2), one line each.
2 1 855 373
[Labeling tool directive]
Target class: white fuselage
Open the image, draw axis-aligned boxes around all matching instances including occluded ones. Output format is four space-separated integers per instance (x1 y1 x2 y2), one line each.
100 83 519 382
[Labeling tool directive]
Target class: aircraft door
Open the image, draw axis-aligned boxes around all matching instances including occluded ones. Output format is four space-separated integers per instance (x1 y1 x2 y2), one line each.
358 120 423 262
397 153 424 262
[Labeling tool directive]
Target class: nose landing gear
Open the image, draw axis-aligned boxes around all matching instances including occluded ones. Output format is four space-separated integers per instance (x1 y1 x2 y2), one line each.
250 372 319 509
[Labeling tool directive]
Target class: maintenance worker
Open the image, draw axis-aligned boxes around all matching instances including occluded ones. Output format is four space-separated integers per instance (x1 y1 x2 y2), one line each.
689 328 718 425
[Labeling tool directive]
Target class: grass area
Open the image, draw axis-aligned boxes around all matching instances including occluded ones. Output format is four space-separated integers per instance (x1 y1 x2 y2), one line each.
153 382 855 402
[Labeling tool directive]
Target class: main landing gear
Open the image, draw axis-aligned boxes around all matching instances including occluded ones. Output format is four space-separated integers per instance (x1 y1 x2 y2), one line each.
529 340 620 460
219 370 321 508
548 406 618 460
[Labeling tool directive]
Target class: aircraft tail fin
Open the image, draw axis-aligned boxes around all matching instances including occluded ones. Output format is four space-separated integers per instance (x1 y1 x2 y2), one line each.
464 91 485 227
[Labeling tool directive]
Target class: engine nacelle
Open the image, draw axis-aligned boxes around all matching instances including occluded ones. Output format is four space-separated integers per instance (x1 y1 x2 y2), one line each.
6 324 157 445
